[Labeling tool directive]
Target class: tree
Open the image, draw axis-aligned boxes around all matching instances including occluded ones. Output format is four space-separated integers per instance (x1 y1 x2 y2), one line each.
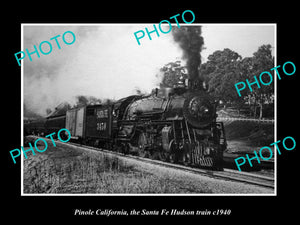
240 44 274 118
200 48 243 109
158 45 274 119
200 45 274 119
157 61 187 88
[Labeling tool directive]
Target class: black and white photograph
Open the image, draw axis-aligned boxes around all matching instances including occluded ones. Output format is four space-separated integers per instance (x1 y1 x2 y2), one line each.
4 5 298 224
21 24 276 195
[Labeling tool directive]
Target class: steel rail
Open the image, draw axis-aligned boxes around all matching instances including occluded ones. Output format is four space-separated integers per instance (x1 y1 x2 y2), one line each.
59 140 275 189
32 136 274 190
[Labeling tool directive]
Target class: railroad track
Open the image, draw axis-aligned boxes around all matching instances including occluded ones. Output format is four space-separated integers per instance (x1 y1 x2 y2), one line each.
29 136 275 189
124 154 274 189
61 141 275 189
217 117 274 123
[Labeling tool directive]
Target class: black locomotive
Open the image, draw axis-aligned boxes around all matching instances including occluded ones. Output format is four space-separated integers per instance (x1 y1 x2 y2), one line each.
25 81 227 170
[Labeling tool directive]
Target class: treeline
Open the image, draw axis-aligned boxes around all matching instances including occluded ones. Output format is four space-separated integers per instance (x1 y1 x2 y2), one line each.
159 44 275 119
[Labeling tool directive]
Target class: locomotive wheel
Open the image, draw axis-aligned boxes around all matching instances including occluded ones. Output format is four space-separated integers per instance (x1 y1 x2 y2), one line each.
182 152 191 166
160 152 170 162
182 143 191 166
169 151 179 164
115 142 128 154
168 140 178 163
137 133 149 158
151 150 170 161
123 143 130 154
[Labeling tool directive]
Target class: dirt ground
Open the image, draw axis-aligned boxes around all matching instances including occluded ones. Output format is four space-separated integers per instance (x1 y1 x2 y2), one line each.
23 136 273 194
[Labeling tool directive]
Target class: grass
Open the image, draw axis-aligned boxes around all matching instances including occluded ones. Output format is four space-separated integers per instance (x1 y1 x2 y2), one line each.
23 137 273 194
23 137 213 194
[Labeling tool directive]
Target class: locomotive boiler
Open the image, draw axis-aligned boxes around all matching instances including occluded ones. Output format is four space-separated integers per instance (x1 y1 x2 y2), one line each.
112 84 227 170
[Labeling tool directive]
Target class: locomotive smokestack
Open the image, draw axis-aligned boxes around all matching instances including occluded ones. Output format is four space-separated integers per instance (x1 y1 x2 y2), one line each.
172 26 204 91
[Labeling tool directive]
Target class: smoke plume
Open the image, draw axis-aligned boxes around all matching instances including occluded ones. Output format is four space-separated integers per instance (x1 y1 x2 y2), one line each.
23 25 182 117
172 26 204 90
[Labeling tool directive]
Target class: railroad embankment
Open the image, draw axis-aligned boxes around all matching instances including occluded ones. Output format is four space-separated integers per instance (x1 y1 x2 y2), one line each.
23 136 272 194
219 117 275 171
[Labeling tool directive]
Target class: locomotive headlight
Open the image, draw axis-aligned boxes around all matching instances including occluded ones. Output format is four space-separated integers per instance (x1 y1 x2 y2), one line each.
199 105 210 117
190 99 213 121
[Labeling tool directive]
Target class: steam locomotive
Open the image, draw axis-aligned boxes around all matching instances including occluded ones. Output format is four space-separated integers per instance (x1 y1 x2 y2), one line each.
24 80 227 170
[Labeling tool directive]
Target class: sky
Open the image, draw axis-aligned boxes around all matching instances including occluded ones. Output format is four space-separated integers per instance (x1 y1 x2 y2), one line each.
23 24 275 116
201 25 275 60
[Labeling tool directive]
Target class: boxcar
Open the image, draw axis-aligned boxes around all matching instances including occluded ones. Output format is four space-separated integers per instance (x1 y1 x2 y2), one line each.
66 106 85 139
65 104 112 146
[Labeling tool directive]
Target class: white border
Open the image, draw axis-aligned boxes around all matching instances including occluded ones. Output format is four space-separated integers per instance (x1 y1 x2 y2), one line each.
21 23 277 196
274 24 277 195
21 24 24 194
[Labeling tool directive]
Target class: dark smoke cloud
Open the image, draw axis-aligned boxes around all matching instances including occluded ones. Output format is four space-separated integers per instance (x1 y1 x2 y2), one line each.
172 26 204 90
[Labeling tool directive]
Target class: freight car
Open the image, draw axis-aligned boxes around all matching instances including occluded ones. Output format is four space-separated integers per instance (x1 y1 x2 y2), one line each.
65 104 112 146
